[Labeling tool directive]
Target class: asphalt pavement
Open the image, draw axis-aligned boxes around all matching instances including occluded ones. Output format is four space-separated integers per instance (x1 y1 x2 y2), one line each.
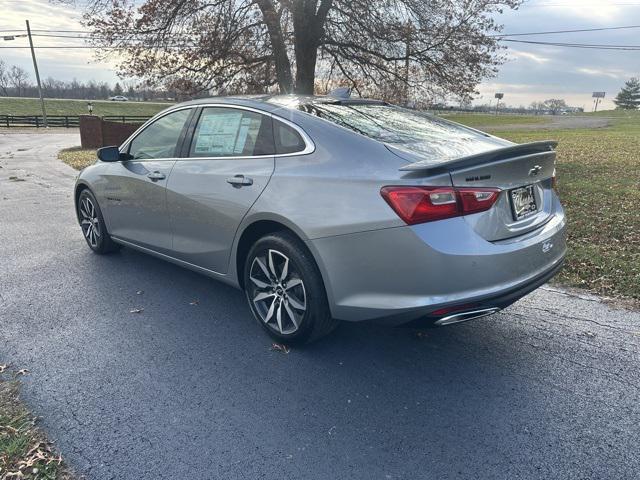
1 131 639 479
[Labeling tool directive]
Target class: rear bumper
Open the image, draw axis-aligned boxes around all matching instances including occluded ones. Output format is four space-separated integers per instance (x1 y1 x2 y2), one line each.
411 257 564 327
306 208 566 324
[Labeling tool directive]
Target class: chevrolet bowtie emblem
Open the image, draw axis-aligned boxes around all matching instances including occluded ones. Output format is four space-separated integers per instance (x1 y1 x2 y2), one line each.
528 165 543 177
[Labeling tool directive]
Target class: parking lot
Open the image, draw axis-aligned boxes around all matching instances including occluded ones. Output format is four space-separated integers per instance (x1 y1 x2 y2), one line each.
1 132 639 479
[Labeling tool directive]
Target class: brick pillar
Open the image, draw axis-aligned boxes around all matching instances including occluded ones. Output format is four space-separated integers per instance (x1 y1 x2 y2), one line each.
79 115 104 148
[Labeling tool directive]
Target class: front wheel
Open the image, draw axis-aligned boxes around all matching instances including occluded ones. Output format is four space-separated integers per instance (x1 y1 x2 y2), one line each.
244 232 337 345
77 189 121 254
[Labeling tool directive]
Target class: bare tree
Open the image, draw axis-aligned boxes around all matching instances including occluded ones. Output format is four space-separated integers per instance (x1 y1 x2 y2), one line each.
0 60 9 96
71 0 520 99
529 101 545 114
7 66 30 97
542 98 568 115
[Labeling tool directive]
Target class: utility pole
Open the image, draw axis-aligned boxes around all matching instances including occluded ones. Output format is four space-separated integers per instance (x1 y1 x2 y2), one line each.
26 20 48 128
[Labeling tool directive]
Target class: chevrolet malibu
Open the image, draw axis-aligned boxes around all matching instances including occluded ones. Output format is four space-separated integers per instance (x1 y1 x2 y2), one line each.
74 95 566 344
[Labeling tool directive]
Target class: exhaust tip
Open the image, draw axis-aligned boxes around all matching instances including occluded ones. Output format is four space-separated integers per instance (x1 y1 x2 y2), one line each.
434 307 501 326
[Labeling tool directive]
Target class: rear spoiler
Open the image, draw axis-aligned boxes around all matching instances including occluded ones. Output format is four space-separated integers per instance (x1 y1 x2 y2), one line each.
399 140 558 174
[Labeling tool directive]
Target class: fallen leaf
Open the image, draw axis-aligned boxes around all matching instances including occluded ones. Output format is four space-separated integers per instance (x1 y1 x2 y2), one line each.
136 290 144 295
189 299 199 306
4 471 25 478
271 343 290 354
130 308 144 314
0 364 7 373
16 369 30 376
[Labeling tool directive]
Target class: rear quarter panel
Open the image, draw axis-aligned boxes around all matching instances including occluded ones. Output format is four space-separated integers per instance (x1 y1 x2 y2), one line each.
249 110 451 239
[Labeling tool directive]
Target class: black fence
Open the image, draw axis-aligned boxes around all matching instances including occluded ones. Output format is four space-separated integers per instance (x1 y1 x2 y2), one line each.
101 115 151 124
0 115 152 128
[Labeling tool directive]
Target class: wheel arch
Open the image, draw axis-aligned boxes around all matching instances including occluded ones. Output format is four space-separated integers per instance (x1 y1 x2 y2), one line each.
74 181 93 222
233 215 329 296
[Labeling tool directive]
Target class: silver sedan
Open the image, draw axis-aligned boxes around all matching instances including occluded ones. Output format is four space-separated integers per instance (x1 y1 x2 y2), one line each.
75 95 566 343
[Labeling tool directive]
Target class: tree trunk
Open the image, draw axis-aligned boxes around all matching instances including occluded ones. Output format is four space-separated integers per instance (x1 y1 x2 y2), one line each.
292 0 332 94
256 0 294 93
294 39 318 94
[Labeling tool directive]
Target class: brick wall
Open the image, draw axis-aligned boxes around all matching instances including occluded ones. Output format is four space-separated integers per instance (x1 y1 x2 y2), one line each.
79 115 143 149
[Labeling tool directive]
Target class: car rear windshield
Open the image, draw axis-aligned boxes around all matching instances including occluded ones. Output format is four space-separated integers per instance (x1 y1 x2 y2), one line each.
298 103 505 160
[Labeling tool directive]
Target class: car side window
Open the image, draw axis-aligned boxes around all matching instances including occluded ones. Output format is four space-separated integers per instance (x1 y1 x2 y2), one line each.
273 120 306 154
189 107 275 158
128 109 192 160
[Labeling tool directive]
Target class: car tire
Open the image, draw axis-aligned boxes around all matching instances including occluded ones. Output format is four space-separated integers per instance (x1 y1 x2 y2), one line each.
243 231 338 345
77 189 121 254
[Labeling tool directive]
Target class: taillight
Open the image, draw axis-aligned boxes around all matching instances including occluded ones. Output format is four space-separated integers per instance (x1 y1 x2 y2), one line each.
380 186 500 225
457 188 501 215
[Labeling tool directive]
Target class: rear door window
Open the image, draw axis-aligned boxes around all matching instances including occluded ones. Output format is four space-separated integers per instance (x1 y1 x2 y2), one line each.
189 107 274 157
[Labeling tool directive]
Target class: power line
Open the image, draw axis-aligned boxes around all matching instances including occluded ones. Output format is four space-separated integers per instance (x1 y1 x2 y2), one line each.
0 45 199 49
494 24 640 37
502 38 640 50
2 41 640 52
520 2 640 7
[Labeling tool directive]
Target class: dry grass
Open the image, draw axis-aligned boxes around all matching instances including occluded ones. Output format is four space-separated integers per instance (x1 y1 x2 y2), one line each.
0 367 76 479
57 147 96 171
483 114 640 300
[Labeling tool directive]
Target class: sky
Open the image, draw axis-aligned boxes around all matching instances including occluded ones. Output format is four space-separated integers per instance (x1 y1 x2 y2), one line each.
1 0 640 110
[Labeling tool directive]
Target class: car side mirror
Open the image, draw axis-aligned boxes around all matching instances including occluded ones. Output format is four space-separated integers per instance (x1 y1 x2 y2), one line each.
97 146 129 162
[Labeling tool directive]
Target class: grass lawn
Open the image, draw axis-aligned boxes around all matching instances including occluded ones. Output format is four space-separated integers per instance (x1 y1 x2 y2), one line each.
465 112 640 300
0 367 75 479
0 97 171 117
58 147 97 170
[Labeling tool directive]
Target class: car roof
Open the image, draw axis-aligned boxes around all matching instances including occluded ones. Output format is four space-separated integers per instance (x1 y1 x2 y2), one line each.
172 94 386 114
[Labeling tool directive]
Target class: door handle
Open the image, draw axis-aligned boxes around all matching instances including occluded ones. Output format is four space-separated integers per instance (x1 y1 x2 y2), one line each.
226 175 253 187
147 171 166 181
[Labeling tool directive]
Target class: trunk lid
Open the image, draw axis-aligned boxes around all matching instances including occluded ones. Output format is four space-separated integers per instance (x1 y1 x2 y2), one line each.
395 141 558 241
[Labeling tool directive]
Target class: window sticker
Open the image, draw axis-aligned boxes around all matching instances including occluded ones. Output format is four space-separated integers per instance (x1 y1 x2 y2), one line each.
192 110 264 156
194 111 243 155
233 117 253 154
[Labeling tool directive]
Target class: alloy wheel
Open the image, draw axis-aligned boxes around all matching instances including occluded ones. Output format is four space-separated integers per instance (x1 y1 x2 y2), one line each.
248 249 307 335
79 196 101 248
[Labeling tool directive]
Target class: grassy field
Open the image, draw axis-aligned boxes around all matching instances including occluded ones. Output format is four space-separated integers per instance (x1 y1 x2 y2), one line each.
0 97 171 117
454 112 640 300
0 367 75 479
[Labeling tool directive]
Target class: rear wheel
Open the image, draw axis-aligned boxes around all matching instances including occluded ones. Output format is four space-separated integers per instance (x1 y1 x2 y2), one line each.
244 232 337 344
77 189 121 254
